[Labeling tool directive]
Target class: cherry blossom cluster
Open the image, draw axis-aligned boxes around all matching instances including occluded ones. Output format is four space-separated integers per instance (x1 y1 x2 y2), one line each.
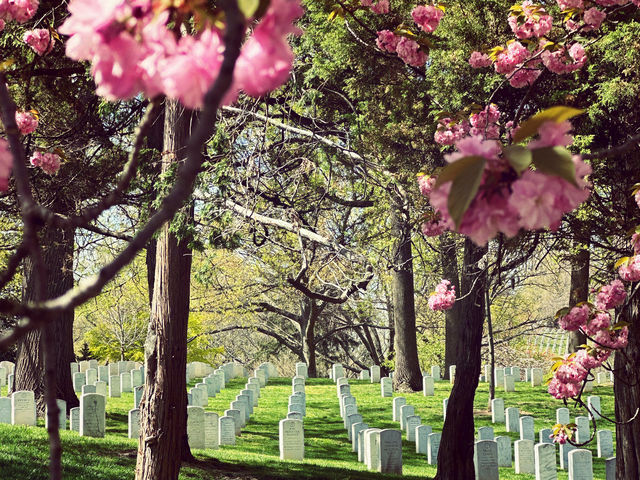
23 28 53 56
619 231 640 281
468 1 640 89
375 4 444 67
59 0 303 108
0 0 38 23
15 111 38 135
361 0 389 15
433 104 501 146
422 117 591 246
30 151 60 175
428 279 456 311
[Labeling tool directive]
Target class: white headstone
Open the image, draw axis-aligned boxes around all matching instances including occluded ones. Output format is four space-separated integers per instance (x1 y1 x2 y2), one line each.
605 457 615 480
204 412 219 449
405 415 421 442
279 418 304 460
0 397 11 424
587 396 601 420
11 390 36 426
520 416 535 441
514 439 535 474
134 385 144 408
346 413 363 440
568 449 593 480
364 428 381 470
496 436 512 467
120 372 132 393
109 375 121 397
187 406 205 449
506 407 520 432
423 375 434 396
295 362 308 379
556 407 570 424
85 368 97 386
491 398 505 423
415 424 432 455
560 443 576 470
427 432 441 465
73 371 86 392
494 368 504 387
218 416 236 445
534 442 557 480
352 422 369 452
449 365 456 384
539 428 553 444
225 409 242 435
370 365 381 383
98 365 109 383
128 408 140 439
531 368 543 386
380 377 392 397
399 404 414 431
70 407 80 432
95 381 107 398
474 439 499 480
477 426 494 440
378 429 402 474
82 384 96 395
504 374 515 392
575 416 589 443
431 365 441 381
597 430 614 458
131 369 143 388
332 364 344 382
79 393 105 437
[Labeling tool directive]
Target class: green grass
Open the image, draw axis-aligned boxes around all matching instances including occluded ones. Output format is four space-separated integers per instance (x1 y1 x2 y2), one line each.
0 378 615 479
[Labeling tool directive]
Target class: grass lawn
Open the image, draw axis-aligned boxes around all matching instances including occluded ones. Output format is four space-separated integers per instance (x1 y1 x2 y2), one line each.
0 377 615 479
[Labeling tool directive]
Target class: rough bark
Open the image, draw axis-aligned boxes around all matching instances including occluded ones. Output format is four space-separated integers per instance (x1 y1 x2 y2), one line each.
436 239 486 480
440 234 461 380
567 237 590 353
389 187 421 391
486 286 496 409
135 100 194 480
614 287 640 480
14 224 77 413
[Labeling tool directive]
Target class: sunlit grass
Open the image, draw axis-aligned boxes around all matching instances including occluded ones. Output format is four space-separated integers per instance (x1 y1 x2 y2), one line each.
0 376 614 479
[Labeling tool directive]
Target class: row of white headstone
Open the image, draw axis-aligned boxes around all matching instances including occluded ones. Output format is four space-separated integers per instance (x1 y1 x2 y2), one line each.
392 396 441 465
278 375 306 460
332 375 403 474
183 362 274 449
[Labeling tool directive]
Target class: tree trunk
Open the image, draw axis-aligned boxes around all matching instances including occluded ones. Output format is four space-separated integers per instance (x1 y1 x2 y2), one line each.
614 287 640 480
135 100 194 480
389 187 421 391
302 300 318 378
14 224 77 413
567 237 590 353
486 286 495 409
436 239 486 480
440 233 461 380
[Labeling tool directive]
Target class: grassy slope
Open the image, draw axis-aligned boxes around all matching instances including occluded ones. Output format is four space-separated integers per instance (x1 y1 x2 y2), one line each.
0 377 614 479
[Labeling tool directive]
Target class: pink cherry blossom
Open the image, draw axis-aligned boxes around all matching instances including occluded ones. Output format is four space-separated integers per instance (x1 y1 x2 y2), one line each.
583 8 606 31
595 279 627 310
15 111 38 135
0 138 11 191
421 218 448 237
556 0 583 9
509 68 541 88
411 5 443 33
618 255 640 282
23 28 53 55
508 1 553 39
583 312 611 336
528 120 573 150
0 19 5 31
30 151 61 175
542 43 587 75
635 190 640 209
469 51 492 68
444 134 501 163
370 0 389 14
558 304 590 331
594 326 629 349
494 41 529 75
1 0 39 22
434 118 469 146
395 37 428 67
548 376 581 399
428 279 456 311
631 233 640 254
418 175 436 197
376 30 399 52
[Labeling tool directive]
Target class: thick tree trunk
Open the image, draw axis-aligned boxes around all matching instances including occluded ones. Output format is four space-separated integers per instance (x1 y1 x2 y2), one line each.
436 239 486 480
614 288 640 480
567 237 590 353
389 187 421 391
14 224 77 412
135 100 194 480
440 234 461 380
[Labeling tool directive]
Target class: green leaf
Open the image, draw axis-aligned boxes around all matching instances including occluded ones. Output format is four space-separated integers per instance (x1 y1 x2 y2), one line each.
435 156 486 229
503 145 532 174
531 146 578 186
613 321 630 330
238 0 260 17
615 257 631 268
513 106 585 143
555 307 570 318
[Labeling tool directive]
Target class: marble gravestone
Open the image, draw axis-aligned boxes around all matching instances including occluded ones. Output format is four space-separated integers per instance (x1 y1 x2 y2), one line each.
392 397 406 422
11 390 36 426
0 397 11 424
79 393 105 438
496 436 512 467
568 449 593 480
539 428 553 444
187 406 205 449
370 365 381 383
364 429 381 471
477 426 494 441
405 415 421 442
205 412 219 449
535 442 557 480
491 398 504 423
427 432 441 465
505 407 520 432
415 424 432 455
514 439 535 474
519 415 535 441
380 377 392 397
431 365 441 381
597 430 614 458
474 440 499 480
556 407 570 424
423 375 434 396
109 375 121 397
399 404 414 431
218 416 236 445
378 429 402 474
352 422 369 452
128 408 140 439
279 419 304 460
70 407 80 432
